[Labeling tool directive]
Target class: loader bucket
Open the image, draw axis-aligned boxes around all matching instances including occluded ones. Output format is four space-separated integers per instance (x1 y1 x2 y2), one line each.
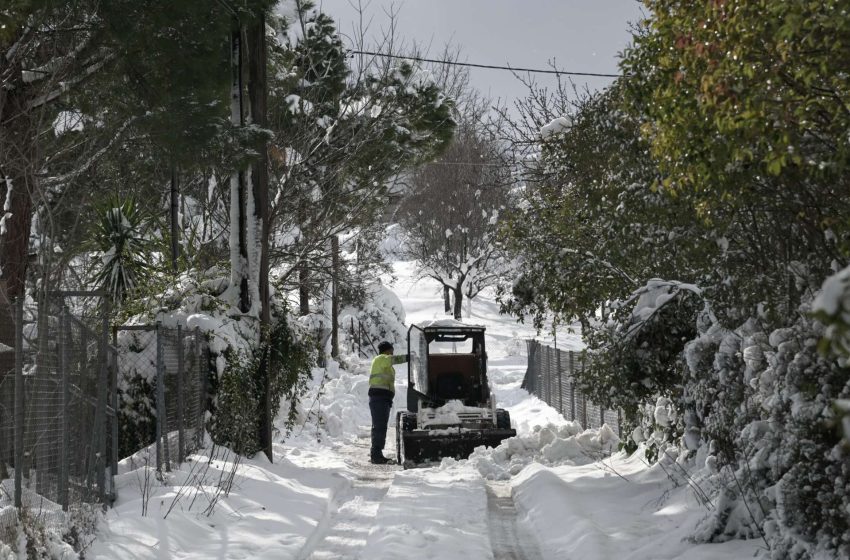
400 428 516 466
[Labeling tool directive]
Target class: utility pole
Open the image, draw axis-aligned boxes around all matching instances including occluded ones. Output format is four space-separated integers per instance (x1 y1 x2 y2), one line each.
230 18 250 313
331 235 339 358
247 10 272 462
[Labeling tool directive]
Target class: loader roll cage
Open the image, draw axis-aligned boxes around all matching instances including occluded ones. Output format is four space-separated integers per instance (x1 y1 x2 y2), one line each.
398 321 515 467
406 323 489 412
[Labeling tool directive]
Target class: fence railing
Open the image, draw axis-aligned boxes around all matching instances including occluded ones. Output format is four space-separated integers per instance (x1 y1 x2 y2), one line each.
0 294 209 535
523 340 623 437
346 317 377 358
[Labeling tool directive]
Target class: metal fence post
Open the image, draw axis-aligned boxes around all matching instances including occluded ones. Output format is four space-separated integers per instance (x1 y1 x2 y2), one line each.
569 351 576 422
555 350 564 415
196 327 205 447
14 296 23 509
95 298 109 502
176 324 185 464
155 323 164 473
59 307 70 511
534 342 540 394
110 345 118 500
580 353 588 427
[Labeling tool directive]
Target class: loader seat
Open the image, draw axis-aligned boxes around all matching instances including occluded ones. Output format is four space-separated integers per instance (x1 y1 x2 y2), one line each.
435 372 466 400
428 354 478 401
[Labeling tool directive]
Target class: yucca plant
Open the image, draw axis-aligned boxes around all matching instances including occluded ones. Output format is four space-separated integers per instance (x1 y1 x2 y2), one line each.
92 198 151 305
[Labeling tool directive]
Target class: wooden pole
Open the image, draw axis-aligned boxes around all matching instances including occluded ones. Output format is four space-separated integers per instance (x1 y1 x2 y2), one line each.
331 235 339 358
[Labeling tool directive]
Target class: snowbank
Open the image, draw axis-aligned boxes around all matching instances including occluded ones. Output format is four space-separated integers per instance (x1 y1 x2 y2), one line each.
90 444 348 559
512 450 761 560
467 422 620 480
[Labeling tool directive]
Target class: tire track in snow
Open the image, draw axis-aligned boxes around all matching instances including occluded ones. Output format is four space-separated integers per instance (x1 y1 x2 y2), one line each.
487 481 544 560
297 430 397 560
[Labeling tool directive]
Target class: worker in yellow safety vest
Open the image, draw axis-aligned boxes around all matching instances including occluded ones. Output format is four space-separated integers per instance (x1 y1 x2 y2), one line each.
368 341 408 464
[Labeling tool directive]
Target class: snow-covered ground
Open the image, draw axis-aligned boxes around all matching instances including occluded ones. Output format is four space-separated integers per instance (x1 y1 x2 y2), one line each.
87 260 762 560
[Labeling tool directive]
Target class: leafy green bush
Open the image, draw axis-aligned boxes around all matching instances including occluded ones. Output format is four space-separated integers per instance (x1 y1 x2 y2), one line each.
208 314 315 455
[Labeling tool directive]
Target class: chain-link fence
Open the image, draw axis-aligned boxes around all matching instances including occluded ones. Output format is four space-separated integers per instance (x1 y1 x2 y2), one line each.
0 293 210 536
114 323 208 473
523 340 623 436
0 292 117 536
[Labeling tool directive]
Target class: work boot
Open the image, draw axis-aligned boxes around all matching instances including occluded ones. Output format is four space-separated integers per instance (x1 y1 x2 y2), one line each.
370 455 391 465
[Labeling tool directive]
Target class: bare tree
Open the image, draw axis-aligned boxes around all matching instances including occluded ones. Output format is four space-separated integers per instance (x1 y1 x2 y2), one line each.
398 99 513 319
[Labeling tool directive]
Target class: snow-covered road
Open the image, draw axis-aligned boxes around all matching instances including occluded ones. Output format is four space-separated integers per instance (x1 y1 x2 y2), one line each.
89 261 760 560
296 433 395 560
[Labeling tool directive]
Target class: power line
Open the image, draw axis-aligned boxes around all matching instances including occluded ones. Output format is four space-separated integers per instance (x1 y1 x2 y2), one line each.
347 50 621 78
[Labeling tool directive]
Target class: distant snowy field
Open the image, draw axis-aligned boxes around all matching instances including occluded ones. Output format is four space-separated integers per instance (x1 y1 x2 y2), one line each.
88 259 761 560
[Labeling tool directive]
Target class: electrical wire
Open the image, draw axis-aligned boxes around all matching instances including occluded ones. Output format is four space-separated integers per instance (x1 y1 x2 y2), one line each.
347 49 621 78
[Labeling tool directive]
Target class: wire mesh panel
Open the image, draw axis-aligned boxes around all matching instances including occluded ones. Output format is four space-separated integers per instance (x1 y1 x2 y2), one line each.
63 313 108 505
0 291 115 534
159 325 207 465
522 340 623 436
115 324 208 473
182 327 207 456
0 297 20 537
0 300 15 470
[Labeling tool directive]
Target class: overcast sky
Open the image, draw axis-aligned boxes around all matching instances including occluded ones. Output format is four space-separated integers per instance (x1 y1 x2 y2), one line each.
316 0 645 107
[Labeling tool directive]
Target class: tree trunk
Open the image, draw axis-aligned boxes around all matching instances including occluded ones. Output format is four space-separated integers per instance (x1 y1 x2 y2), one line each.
443 285 451 314
452 285 463 320
297 200 309 315
170 166 180 273
229 22 251 313
331 235 339 358
299 263 310 315
0 87 35 300
247 13 272 461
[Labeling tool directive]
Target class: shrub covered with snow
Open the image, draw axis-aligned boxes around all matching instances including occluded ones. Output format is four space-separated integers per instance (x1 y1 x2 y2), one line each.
575 276 850 557
207 313 315 455
581 280 703 451
115 272 316 459
339 281 407 352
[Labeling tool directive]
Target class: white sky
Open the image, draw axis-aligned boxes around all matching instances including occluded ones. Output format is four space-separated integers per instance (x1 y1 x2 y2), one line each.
316 0 645 107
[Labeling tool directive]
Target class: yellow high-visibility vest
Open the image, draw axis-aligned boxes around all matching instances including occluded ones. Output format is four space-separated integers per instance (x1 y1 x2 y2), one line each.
369 354 406 392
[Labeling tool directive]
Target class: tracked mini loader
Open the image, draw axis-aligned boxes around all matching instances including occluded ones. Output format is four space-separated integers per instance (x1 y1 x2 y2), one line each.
396 321 516 467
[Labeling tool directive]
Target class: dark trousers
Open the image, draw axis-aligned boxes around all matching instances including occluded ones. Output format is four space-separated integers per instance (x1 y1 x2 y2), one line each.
368 388 393 460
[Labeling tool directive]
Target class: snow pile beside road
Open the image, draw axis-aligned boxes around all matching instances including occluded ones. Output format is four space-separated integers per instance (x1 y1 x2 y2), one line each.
288 357 408 443
90 443 348 559
512 449 760 560
467 422 620 480
296 362 373 440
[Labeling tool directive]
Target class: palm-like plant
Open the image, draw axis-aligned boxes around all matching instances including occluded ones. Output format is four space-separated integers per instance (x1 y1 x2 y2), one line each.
92 198 151 304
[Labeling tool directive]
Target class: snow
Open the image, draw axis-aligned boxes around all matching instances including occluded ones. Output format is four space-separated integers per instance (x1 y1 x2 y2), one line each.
81 251 761 560
52 110 85 136
420 399 487 427
539 116 572 139
415 318 484 330
362 466 491 559
813 263 850 317
0 176 12 237
512 453 757 560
